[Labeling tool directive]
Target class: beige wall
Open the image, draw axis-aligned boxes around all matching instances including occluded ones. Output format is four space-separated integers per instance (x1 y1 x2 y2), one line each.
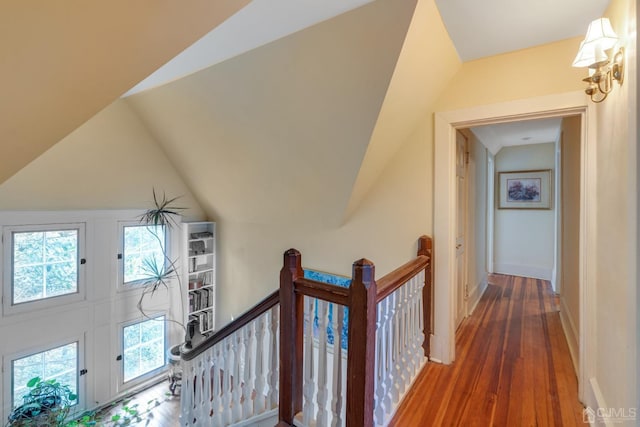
559 115 581 369
434 38 585 111
214 119 433 323
592 0 637 413
0 99 205 219
494 143 556 279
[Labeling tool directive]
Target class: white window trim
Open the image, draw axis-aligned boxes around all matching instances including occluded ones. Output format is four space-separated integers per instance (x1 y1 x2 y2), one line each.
2 334 86 420
117 313 168 391
117 221 174 293
2 223 86 316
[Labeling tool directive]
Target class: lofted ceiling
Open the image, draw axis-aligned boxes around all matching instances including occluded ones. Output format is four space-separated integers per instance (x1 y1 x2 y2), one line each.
0 0 249 185
126 0 374 95
127 0 420 227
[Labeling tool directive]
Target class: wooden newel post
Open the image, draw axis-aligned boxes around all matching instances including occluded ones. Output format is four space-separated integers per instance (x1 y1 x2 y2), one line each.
417 235 433 357
346 258 377 427
279 249 304 426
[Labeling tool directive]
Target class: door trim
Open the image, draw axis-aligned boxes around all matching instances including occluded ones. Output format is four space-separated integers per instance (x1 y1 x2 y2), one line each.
432 91 595 405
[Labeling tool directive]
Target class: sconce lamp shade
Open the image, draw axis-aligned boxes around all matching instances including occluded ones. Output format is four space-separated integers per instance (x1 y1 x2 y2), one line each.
572 18 618 67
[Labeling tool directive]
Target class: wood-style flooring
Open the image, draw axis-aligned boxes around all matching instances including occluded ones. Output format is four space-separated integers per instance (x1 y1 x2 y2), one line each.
389 274 585 426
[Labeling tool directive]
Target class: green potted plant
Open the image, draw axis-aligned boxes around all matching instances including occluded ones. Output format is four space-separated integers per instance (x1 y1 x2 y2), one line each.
6 377 77 427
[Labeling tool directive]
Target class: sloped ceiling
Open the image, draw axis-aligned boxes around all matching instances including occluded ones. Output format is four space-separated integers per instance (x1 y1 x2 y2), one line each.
0 0 249 185
344 0 461 220
126 0 375 95
127 0 419 227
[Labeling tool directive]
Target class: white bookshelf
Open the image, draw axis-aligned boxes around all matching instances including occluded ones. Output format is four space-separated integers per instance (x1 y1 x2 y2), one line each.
183 221 216 335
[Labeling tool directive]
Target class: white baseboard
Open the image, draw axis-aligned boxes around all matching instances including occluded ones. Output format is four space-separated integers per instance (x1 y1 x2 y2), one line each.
493 263 552 280
428 333 445 364
583 377 615 427
559 297 579 377
467 274 488 315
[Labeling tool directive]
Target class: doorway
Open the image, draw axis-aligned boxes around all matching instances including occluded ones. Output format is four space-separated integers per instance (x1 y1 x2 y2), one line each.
431 92 595 405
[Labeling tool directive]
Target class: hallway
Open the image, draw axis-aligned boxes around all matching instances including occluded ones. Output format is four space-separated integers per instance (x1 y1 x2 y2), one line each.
389 274 585 426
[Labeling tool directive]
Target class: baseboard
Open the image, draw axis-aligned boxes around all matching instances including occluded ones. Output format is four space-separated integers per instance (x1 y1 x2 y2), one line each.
428 333 445 364
583 377 614 427
467 274 488 315
493 263 552 280
559 297 579 377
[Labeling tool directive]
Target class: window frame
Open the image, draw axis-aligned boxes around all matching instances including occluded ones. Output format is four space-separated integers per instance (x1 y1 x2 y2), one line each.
118 314 167 389
117 221 170 292
3 336 85 417
2 223 86 316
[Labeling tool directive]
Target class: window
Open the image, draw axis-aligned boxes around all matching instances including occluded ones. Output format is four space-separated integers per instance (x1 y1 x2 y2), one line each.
122 316 166 383
4 223 85 311
120 224 166 286
11 342 78 408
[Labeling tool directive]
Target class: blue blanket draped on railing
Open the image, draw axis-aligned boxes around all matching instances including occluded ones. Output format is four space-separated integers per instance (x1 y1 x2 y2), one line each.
303 269 350 350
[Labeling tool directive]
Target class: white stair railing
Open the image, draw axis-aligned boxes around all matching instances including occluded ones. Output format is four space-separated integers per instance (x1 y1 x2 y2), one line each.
180 296 279 426
298 297 348 427
374 270 426 426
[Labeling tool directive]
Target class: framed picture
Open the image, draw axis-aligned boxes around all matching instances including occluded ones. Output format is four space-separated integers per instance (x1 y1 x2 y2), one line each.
497 169 552 209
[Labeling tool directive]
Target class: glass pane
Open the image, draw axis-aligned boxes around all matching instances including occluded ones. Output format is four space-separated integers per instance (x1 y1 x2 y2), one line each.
13 265 44 303
123 317 165 383
12 229 79 304
123 225 165 284
45 261 78 297
12 342 77 408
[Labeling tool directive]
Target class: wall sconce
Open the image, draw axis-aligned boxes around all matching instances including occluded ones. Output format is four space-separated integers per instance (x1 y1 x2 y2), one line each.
572 18 625 103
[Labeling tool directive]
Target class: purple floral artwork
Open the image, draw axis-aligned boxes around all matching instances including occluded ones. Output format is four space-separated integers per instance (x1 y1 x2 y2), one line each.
506 178 541 202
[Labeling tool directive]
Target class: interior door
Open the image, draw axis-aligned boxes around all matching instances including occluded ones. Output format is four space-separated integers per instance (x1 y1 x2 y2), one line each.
455 131 468 328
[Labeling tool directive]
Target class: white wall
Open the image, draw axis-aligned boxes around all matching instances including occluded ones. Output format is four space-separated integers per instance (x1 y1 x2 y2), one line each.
494 143 556 280
0 210 184 423
463 130 488 311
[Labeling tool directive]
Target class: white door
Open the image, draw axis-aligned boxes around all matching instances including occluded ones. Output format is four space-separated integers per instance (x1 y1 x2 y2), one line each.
455 131 468 328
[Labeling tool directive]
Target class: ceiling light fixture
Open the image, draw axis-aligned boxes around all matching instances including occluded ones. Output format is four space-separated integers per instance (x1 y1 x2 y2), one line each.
572 18 625 103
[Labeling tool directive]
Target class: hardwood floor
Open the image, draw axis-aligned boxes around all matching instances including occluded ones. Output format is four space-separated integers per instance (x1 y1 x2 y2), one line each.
389 274 585 426
90 379 181 427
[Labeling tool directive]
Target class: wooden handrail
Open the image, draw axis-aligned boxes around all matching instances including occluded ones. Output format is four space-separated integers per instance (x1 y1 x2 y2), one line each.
181 289 279 361
376 255 430 303
294 277 350 306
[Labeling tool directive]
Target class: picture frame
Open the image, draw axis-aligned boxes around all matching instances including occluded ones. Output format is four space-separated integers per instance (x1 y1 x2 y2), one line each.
497 169 552 209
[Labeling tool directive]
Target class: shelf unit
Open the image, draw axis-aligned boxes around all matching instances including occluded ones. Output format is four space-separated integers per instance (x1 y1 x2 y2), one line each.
183 221 216 335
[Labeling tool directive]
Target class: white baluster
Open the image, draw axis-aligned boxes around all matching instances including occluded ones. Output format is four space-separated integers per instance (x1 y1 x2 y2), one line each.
374 296 387 426
194 357 205 423
390 290 401 404
212 345 223 426
331 305 344 427
242 324 253 418
383 292 395 413
316 300 329 426
232 331 243 422
406 278 417 378
180 360 194 425
267 305 279 410
416 271 426 370
254 313 267 414
223 336 234 425
400 284 411 394
203 348 214 423
303 296 316 424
